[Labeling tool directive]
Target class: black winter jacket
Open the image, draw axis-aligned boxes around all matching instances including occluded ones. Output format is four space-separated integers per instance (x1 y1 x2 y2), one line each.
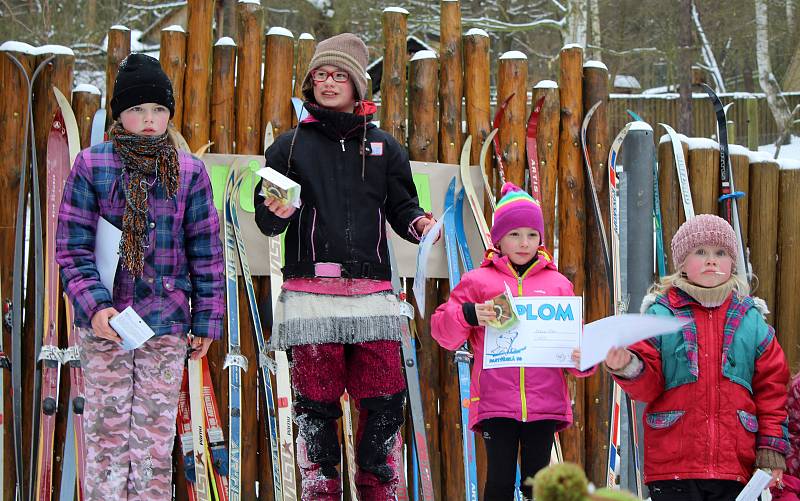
254 104 425 281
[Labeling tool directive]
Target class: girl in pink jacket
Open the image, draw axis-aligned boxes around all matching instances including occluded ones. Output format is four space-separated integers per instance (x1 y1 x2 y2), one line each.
431 183 593 501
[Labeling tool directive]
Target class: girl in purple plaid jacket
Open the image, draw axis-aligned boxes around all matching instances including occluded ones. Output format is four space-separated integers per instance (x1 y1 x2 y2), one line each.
55 53 224 500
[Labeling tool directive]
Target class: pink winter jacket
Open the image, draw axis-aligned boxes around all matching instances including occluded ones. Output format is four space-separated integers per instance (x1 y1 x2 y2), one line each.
431 249 595 432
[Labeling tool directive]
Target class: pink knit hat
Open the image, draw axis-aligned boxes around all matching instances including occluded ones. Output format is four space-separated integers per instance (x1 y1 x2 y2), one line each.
491 183 545 245
671 214 738 269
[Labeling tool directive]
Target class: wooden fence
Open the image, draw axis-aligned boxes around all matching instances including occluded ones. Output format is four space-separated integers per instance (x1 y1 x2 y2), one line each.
1 1 800 500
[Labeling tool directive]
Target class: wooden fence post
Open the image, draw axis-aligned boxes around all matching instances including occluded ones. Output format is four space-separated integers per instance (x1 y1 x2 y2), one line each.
0 43 35 498
582 60 611 487
749 156 780 325
71 84 101 149
261 28 294 145
294 33 316 100
497 51 528 189
777 161 800 370
747 96 760 151
438 0 462 164
380 7 409 144
160 26 187 132
556 44 585 466
533 80 560 247
182 0 214 152
234 0 263 155
729 145 751 251
408 51 439 162
210 37 236 154
687 139 720 216
106 25 130 124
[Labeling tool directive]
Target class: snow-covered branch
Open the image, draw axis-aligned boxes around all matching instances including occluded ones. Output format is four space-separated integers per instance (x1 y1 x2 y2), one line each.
462 16 564 33
691 1 726 92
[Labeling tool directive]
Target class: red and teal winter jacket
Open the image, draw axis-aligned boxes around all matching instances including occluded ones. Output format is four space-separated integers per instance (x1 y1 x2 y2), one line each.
614 287 789 484
55 142 225 340
431 249 595 432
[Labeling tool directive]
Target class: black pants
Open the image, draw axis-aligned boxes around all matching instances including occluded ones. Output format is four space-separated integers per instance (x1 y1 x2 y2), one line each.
648 479 745 501
480 417 557 501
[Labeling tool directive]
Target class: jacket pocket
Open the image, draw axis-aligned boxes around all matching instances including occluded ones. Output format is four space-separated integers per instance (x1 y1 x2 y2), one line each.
737 410 759 433
645 410 685 429
159 275 191 325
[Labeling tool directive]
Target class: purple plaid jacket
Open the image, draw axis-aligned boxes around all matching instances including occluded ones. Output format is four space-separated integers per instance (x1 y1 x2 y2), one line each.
56 142 224 340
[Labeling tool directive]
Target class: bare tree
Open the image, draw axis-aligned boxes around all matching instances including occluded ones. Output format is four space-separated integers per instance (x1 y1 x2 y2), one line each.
755 0 794 151
564 0 587 46
691 1 725 92
678 0 694 134
588 0 601 60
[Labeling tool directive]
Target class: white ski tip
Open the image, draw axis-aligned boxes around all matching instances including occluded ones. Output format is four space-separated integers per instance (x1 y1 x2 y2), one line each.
658 131 689 144
628 121 653 132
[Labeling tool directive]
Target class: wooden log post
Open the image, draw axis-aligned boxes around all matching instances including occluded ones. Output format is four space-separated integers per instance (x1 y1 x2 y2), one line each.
687 139 720 216
463 29 490 166
729 145 751 252
407 49 444 501
0 43 35 498
747 96 760 151
533 80 560 247
234 0 263 155
182 0 214 152
106 25 131 123
380 7 409 144
294 33 316 99
438 0 463 164
777 162 800 370
497 51 528 189
748 156 780 325
210 38 236 154
160 26 187 131
261 28 294 145
556 44 585 466
408 51 439 161
582 60 611 487
657 134 690 272
71 84 101 149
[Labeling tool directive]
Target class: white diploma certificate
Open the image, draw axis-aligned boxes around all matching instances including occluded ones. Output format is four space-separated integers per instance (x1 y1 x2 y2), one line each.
109 306 156 351
483 296 583 369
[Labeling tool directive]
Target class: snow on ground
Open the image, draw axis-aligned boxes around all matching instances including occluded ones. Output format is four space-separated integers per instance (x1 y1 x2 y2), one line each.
759 135 800 161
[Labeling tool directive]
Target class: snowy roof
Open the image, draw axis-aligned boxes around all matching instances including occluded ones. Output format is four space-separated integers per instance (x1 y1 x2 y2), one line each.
267 27 294 38
614 74 641 89
465 28 489 38
534 80 558 89
410 50 437 62
73 84 101 95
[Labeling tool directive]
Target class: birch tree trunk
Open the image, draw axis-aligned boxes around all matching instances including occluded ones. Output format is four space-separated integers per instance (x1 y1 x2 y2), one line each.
564 0 588 46
691 1 725 92
678 0 694 135
589 0 602 60
755 0 793 147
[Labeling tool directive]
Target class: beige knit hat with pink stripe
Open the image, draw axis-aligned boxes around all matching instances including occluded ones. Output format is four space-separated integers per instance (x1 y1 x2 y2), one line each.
671 214 738 269
301 33 369 102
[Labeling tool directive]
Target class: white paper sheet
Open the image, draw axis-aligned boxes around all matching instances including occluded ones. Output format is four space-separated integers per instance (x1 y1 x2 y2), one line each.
411 208 449 317
109 306 156 351
736 469 772 501
579 314 689 371
94 216 122 295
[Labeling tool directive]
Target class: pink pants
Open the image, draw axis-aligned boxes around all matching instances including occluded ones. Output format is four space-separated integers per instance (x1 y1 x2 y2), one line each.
78 328 186 500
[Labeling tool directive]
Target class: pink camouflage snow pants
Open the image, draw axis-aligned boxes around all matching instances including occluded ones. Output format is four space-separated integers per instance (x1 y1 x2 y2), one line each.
77 327 186 501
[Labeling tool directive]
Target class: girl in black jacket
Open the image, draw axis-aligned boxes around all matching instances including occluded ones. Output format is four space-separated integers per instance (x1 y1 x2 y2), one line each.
254 33 434 501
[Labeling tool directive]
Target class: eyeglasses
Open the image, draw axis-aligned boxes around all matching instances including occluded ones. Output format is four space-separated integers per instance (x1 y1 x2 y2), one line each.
311 69 350 83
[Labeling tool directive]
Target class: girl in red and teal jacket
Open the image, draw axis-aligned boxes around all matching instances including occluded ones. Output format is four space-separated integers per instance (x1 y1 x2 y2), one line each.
431 183 594 501
605 214 789 501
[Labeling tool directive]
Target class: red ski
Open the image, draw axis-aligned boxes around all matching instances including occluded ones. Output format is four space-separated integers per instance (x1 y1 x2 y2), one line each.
201 357 230 501
526 96 546 203
491 93 515 186
34 100 72 500
177 367 199 501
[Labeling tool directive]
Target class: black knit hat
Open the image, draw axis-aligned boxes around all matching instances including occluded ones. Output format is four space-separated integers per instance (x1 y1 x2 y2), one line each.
110 53 175 120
